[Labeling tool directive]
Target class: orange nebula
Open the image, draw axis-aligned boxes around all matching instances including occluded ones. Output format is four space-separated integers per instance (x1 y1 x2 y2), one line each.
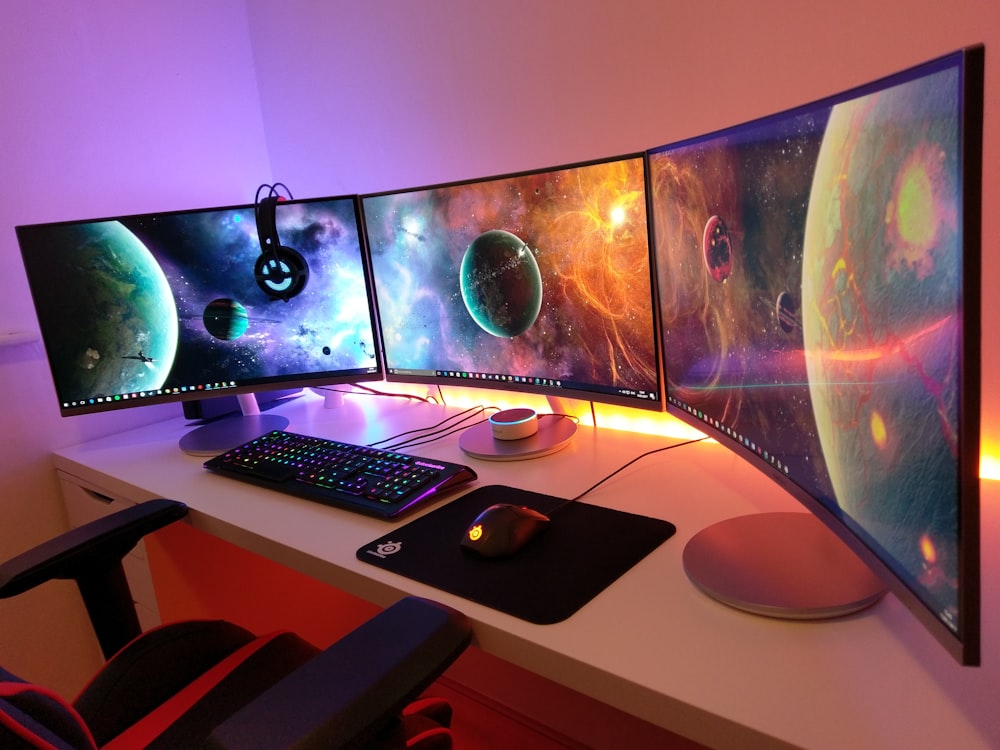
541 160 658 387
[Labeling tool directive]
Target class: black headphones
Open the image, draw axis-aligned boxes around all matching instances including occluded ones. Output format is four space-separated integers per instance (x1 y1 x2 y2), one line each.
253 182 309 301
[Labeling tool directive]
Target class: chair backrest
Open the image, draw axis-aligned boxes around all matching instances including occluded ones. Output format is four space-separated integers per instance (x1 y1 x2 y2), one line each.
0 666 96 750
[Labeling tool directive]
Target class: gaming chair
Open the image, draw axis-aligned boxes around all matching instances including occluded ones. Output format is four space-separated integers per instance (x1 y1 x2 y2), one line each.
0 499 471 749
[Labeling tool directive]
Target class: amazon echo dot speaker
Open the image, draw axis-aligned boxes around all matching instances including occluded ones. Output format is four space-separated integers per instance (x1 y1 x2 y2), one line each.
489 408 539 440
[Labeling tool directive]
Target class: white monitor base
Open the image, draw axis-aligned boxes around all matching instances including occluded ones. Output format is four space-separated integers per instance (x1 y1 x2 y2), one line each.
683 512 886 619
178 413 289 456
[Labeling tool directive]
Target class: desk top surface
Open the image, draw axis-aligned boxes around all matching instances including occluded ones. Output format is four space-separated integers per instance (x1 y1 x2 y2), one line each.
51 391 1000 750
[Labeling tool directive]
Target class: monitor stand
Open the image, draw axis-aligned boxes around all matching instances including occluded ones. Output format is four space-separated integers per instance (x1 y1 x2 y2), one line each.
178 393 289 456
682 512 886 619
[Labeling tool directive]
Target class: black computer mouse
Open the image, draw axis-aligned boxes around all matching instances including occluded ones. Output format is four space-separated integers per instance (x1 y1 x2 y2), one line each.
460 503 550 559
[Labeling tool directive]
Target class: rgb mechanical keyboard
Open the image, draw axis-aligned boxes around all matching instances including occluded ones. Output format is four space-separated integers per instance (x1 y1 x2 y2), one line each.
203 430 478 518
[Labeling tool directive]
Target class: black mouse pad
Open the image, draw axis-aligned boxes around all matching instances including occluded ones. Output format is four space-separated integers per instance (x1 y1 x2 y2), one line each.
357 484 676 624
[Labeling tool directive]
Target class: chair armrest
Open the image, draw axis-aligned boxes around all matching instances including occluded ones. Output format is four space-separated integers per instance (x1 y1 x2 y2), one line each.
0 498 188 598
205 596 473 750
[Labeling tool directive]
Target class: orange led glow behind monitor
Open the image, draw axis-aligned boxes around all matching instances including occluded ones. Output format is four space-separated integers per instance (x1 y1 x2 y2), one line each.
361 155 662 411
649 47 982 664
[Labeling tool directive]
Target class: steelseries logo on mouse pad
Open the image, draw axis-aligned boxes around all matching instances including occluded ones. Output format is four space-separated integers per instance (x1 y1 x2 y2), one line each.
366 541 404 558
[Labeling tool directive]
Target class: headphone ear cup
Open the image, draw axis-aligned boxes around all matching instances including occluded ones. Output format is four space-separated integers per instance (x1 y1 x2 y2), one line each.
254 245 309 301
253 192 308 301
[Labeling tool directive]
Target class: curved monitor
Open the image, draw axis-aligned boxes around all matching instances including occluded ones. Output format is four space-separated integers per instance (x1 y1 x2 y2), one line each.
648 47 982 664
361 154 662 412
17 195 382 450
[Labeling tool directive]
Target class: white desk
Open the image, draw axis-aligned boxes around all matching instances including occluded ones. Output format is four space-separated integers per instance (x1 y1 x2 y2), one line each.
51 392 1000 749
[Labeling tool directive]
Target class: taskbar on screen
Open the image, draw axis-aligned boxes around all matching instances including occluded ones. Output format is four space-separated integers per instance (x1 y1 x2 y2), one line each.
389 367 658 403
61 381 240 411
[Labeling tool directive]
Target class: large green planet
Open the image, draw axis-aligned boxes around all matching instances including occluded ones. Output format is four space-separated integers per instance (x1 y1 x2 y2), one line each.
459 229 543 338
42 221 178 402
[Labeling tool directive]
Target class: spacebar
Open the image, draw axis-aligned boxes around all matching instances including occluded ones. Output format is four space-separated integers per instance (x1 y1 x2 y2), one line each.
225 461 297 482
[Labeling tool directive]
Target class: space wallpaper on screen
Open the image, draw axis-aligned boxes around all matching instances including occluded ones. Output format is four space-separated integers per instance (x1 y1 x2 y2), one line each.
363 157 660 399
24 199 378 406
650 63 964 626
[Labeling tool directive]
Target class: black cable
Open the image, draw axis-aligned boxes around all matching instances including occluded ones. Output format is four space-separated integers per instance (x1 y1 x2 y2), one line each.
308 385 476 444
539 412 580 425
545 436 709 516
313 383 434 404
308 385 487 449
381 409 495 450
380 407 577 451
369 404 484 447
385 416 493 452
372 405 498 450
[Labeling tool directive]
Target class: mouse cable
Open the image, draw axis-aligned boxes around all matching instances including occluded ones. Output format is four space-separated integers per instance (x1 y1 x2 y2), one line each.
546 436 710 515
371 405 498 451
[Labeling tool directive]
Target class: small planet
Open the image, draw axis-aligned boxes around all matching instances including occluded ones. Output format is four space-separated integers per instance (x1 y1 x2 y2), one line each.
460 229 543 338
776 291 800 333
203 298 249 340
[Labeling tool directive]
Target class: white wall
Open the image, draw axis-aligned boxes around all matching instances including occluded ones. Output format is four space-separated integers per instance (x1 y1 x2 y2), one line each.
0 0 272 694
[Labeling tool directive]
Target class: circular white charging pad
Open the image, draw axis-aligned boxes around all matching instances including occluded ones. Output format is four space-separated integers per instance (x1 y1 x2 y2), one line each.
460 413 578 461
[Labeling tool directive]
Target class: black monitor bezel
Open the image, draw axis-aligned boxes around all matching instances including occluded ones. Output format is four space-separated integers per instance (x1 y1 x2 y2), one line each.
648 46 983 665
360 153 665 411
17 194 384 418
